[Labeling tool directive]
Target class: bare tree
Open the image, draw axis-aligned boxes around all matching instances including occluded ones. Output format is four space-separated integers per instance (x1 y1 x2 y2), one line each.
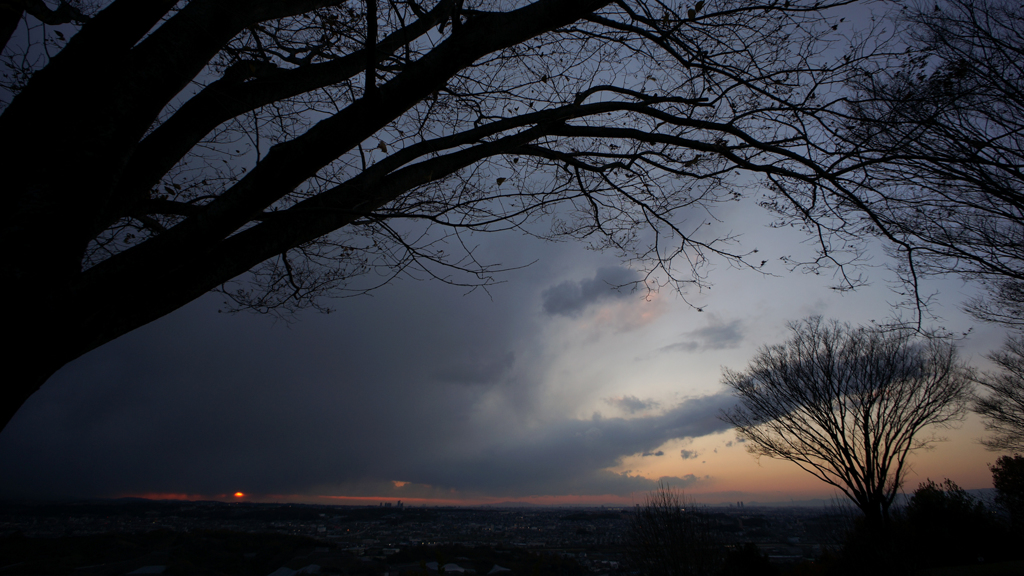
760 0 1024 326
626 482 720 576
975 336 1024 452
0 0 868 431
720 317 973 533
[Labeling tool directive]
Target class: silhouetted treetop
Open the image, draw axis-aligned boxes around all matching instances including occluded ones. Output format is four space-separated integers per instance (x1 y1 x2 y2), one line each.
721 317 972 532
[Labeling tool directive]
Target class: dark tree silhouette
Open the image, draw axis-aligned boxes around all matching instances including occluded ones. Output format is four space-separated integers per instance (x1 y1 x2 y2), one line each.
761 0 1024 326
975 337 1024 452
718 543 777 576
991 454 1024 534
721 317 972 534
0 0 863 431
625 483 719 576
898 478 1001 569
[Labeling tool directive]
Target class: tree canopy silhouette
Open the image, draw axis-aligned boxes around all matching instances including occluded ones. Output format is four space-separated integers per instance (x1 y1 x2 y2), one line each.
975 336 1024 452
763 0 1024 327
0 0 866 431
990 454 1024 535
721 317 972 533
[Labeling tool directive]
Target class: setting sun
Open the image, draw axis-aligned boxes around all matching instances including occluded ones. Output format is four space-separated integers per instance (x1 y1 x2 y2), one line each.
233 492 244 498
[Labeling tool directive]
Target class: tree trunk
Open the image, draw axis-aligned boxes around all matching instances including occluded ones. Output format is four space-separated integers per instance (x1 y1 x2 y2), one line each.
1 308 79 431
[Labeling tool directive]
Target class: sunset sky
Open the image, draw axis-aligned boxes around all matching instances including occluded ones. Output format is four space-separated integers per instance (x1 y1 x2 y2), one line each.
0 0 1016 510
0 194 1011 506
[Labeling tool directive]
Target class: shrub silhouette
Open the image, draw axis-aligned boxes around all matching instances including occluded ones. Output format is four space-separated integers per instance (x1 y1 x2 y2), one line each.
888 478 1017 571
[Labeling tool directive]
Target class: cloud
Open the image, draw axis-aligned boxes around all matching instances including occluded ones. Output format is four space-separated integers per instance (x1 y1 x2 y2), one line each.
724 437 746 449
433 351 516 384
656 341 700 354
396 391 736 497
354 472 705 502
680 449 703 460
0 244 735 502
691 318 745 349
659 315 745 353
0 328 738 500
606 395 660 414
541 267 641 317
641 450 664 457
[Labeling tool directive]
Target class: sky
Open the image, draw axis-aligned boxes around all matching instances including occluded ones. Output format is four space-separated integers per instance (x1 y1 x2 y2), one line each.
0 194 1012 507
0 0 1016 509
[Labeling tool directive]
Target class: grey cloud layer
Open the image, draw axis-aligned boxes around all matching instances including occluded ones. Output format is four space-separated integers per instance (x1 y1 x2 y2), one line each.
541 267 641 317
606 395 660 413
416 392 736 496
660 317 746 353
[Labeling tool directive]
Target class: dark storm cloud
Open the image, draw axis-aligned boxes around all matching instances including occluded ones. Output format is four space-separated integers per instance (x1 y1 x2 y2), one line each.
0 286 737 500
0 277 539 499
541 266 641 317
606 395 660 413
433 351 516 384
0 237 736 502
659 316 745 353
399 392 736 496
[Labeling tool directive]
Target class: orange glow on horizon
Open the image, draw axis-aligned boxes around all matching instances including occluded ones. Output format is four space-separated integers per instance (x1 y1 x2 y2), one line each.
118 490 836 506
117 418 996 509
279 493 644 507
123 492 208 501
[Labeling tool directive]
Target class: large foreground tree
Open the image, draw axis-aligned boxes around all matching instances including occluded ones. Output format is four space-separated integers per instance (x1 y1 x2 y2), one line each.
721 317 972 534
0 0 863 431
